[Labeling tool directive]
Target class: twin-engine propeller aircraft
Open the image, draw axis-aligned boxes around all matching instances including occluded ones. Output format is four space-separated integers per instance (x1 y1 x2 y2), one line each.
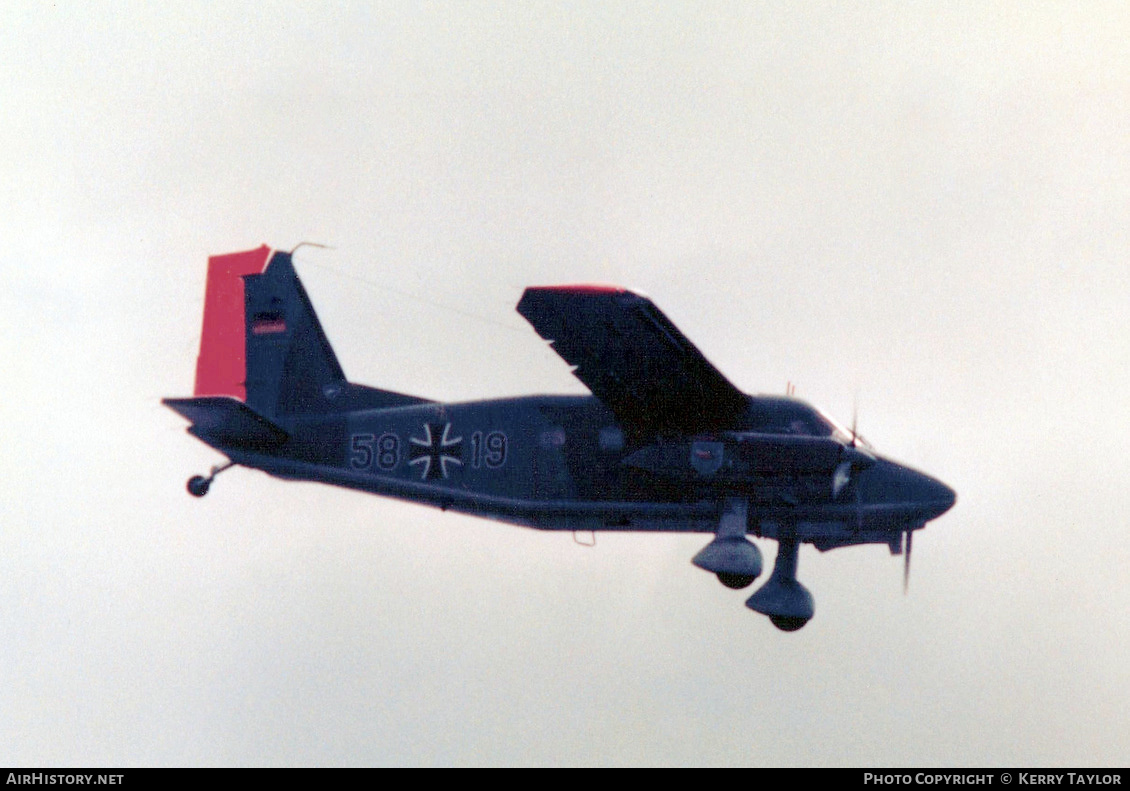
165 245 955 631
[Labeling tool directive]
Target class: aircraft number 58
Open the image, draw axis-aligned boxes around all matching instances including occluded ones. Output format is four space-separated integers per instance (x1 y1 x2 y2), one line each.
349 433 400 471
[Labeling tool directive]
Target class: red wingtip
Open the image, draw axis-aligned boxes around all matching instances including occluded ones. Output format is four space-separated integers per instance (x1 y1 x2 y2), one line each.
529 284 626 295
193 245 273 399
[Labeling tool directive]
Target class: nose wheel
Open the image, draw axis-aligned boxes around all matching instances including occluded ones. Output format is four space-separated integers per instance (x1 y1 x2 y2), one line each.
185 461 234 498
768 615 810 632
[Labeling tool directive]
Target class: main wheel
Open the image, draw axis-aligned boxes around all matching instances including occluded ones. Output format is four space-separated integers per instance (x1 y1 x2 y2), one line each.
717 573 757 590
187 476 210 498
769 615 810 632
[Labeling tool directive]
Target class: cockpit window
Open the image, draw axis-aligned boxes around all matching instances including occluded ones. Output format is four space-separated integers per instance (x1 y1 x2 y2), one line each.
814 406 873 448
749 401 831 436
747 399 872 447
782 415 828 436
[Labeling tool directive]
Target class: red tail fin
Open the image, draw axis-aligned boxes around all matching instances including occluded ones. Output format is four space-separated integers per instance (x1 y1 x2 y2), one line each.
194 245 272 400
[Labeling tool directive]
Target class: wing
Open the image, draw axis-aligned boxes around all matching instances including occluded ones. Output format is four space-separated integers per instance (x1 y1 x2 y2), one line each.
516 286 749 434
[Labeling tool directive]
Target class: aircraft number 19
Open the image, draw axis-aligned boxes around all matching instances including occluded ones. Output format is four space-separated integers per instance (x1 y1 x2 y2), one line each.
470 431 507 469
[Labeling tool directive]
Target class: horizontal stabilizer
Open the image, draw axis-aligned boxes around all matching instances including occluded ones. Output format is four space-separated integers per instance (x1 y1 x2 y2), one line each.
163 396 288 451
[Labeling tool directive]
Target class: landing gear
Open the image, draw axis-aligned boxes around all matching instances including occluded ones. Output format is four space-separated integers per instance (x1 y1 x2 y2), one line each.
746 521 815 631
769 616 809 632
694 502 816 631
185 461 234 498
716 572 757 589
693 498 763 586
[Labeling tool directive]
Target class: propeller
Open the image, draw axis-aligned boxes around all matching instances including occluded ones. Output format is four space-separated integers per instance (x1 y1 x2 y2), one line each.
903 529 913 594
830 395 867 531
849 394 864 530
855 483 864 532
849 392 873 450
832 461 864 532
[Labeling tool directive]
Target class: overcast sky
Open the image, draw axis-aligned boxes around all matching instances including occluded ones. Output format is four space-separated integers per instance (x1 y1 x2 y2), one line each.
2 1 1128 766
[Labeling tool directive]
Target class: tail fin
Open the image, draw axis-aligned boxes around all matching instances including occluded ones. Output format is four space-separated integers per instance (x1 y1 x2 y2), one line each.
192 245 425 418
193 245 343 416
244 249 347 415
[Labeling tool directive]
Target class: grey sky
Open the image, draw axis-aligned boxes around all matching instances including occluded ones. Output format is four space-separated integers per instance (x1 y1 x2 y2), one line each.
1 1 1127 765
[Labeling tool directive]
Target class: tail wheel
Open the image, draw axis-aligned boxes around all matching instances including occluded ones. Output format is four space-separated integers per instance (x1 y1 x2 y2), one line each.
187 476 210 498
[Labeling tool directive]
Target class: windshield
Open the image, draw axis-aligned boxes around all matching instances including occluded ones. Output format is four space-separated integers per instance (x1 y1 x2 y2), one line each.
815 406 872 448
746 398 874 447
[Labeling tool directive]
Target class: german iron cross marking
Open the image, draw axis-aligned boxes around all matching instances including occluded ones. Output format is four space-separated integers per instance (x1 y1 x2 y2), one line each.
409 422 464 480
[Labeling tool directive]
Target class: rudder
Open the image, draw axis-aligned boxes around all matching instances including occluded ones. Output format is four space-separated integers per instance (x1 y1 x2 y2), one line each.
194 245 273 402
193 245 344 417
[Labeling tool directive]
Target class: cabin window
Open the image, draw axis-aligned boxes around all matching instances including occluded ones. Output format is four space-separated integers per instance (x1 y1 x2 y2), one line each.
539 427 566 448
599 427 624 452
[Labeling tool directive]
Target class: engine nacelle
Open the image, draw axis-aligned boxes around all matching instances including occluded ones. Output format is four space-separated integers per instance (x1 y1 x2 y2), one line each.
625 433 874 483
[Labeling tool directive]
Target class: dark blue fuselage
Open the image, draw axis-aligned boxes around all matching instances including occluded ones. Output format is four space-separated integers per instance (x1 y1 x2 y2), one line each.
216 393 953 553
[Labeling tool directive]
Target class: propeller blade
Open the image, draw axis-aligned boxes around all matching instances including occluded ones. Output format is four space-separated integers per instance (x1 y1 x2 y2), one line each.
903 529 913 594
832 460 851 499
854 484 863 531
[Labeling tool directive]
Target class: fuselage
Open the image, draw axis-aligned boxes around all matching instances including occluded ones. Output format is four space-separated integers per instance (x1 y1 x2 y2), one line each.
216 393 955 550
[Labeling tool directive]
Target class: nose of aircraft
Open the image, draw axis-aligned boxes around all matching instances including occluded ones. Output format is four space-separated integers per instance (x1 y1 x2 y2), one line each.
921 474 957 521
861 459 956 522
